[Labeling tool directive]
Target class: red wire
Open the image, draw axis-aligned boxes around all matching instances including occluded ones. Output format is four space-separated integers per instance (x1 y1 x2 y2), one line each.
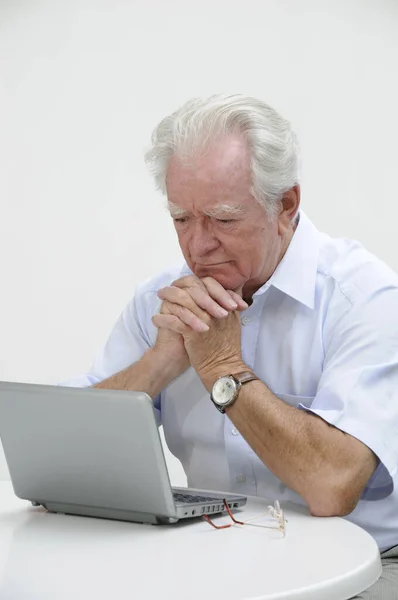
202 514 232 529
223 499 245 525
202 499 245 529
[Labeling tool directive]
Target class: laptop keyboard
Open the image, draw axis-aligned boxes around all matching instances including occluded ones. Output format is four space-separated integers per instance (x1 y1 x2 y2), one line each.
173 492 223 504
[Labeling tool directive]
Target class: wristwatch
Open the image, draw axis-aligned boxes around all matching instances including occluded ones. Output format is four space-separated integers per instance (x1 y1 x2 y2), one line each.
210 371 259 413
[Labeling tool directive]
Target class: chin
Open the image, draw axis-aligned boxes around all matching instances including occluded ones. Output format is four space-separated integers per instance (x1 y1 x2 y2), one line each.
192 264 243 292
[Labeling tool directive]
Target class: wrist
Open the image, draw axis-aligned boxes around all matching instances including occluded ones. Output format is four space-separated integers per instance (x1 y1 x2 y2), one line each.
199 359 249 393
128 349 181 399
146 347 182 380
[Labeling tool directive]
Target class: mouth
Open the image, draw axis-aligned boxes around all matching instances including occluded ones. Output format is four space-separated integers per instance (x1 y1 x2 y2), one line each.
196 261 230 267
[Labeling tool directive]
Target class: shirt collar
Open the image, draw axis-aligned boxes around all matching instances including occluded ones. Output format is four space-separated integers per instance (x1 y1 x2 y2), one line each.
180 210 320 310
258 210 320 309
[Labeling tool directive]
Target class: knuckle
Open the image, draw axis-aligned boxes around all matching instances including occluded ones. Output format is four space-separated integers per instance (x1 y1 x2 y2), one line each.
190 287 208 307
177 288 191 303
173 304 184 319
168 285 191 306
178 305 196 324
168 314 179 326
179 306 191 319
166 314 181 331
172 275 197 287
159 302 168 314
181 306 199 325
171 317 186 333
171 277 185 287
202 277 213 287
203 276 219 287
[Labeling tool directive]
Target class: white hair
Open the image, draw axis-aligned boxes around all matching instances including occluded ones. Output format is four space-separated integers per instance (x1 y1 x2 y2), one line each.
144 94 300 219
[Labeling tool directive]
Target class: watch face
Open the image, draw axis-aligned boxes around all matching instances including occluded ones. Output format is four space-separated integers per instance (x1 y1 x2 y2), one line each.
213 376 237 405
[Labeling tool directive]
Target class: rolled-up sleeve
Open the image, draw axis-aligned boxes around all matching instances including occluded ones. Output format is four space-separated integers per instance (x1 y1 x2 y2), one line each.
299 287 398 500
59 284 162 425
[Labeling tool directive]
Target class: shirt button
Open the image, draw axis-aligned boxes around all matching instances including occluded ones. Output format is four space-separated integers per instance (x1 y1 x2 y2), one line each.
236 474 246 483
241 317 251 326
231 428 239 436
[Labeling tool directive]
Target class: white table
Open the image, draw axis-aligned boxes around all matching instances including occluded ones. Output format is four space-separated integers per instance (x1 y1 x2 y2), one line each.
0 482 381 600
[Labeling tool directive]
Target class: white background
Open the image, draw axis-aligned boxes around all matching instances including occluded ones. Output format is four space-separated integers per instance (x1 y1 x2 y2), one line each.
1 0 397 481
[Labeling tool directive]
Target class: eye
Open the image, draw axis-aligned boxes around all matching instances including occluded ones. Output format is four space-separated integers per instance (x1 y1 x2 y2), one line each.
216 218 234 224
173 217 188 224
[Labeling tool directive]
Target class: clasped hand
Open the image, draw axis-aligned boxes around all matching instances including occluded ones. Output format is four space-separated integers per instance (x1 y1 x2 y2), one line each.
152 276 248 380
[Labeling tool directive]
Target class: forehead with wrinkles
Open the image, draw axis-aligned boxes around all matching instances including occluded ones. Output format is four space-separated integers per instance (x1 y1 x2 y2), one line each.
166 134 255 215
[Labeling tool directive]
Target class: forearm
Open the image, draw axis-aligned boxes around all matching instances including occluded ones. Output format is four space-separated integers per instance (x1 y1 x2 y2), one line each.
200 368 377 516
94 348 179 399
227 381 349 513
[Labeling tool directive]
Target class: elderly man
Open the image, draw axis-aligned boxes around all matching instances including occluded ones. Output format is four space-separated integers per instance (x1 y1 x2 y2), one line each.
67 95 397 598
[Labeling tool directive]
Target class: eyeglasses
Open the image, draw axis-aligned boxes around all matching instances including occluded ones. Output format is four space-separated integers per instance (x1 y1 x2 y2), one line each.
203 499 287 536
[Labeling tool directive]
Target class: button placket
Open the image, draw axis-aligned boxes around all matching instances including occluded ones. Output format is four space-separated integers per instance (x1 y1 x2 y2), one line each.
241 314 260 370
224 416 256 495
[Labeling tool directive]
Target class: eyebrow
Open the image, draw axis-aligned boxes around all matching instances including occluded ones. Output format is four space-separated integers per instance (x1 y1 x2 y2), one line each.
204 204 245 218
167 203 189 218
167 202 245 219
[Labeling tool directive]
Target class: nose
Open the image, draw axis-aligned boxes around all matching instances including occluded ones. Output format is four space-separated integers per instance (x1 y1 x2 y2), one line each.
190 219 220 258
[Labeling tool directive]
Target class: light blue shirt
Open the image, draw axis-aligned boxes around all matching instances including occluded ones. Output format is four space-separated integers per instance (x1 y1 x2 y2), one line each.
64 212 398 552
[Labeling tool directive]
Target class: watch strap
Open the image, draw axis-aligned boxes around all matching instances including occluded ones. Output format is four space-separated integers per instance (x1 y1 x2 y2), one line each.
232 371 259 385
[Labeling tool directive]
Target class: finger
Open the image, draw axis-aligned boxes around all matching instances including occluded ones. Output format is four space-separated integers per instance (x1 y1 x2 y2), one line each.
201 277 240 310
173 275 238 312
159 285 228 320
173 304 210 332
170 275 247 313
152 314 190 335
227 290 249 311
187 286 232 318
159 299 210 332
171 275 205 290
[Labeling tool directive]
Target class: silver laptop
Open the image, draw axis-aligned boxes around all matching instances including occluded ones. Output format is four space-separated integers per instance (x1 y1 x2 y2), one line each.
0 382 246 524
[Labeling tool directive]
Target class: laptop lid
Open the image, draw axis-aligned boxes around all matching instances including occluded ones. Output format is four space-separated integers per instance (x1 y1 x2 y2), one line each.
0 382 177 521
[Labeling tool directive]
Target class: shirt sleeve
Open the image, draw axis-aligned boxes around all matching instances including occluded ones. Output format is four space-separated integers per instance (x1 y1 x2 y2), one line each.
58 285 162 426
299 287 398 500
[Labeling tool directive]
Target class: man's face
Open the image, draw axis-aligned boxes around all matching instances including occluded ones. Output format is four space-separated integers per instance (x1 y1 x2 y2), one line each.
166 135 290 299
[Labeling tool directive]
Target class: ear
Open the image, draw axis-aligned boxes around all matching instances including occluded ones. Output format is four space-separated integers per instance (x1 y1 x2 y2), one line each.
278 185 300 236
